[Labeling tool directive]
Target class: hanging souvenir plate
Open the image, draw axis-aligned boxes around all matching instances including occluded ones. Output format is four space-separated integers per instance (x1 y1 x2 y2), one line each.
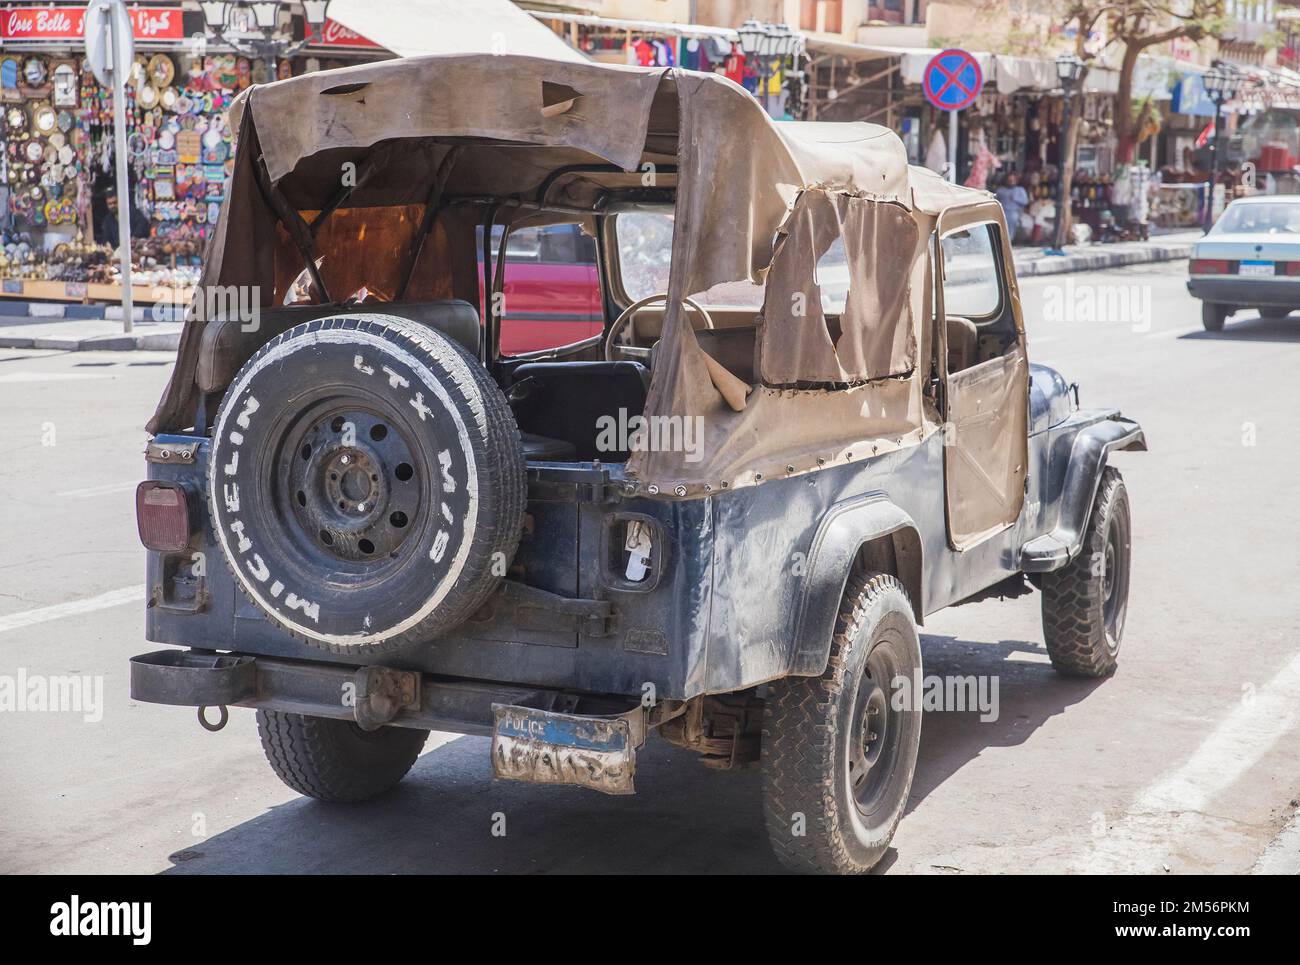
175 95 193 115
57 110 73 133
6 105 27 131
42 143 58 164
33 104 57 135
52 63 78 108
148 54 176 89
201 125 223 148
208 201 221 223
158 129 176 151
161 87 179 111
49 131 65 149
24 139 44 163
138 84 160 109
58 145 74 166
22 57 48 88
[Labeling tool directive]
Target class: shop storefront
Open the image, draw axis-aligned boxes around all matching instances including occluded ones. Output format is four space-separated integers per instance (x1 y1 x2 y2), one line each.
0 2 392 306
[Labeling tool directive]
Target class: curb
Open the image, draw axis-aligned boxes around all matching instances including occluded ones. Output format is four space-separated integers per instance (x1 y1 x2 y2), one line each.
0 332 181 352
1014 243 1193 278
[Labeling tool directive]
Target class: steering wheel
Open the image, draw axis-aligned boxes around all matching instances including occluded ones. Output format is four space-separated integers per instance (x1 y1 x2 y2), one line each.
604 293 714 362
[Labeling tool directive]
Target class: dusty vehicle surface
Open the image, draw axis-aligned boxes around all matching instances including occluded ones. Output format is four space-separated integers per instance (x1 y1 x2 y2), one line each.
131 54 1144 874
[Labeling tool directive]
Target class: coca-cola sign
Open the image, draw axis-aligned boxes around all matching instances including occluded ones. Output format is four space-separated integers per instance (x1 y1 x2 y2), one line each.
1 5 185 42
316 18 380 49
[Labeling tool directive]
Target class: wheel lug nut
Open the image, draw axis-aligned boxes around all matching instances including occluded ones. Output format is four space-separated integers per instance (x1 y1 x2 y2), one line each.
340 454 351 465
358 502 367 512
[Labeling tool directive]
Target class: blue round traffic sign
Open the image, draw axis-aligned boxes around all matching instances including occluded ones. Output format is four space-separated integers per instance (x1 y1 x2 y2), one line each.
923 48 983 112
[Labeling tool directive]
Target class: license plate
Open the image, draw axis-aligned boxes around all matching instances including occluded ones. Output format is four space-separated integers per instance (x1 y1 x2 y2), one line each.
491 704 638 795
1239 260 1275 276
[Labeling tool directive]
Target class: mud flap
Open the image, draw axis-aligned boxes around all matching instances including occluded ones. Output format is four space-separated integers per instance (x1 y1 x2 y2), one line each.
491 703 646 796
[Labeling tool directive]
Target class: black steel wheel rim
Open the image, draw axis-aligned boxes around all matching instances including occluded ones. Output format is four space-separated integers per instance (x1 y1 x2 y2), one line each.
1102 511 1130 649
848 640 904 816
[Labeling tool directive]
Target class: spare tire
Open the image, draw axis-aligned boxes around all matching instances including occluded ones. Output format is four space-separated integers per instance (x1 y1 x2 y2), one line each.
208 314 525 652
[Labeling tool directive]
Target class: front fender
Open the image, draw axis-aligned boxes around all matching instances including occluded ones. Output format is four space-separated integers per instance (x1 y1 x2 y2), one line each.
788 493 923 677
1020 414 1146 572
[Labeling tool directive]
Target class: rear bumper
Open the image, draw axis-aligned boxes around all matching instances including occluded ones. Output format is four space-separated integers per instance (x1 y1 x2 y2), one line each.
131 648 639 735
1186 276 1300 307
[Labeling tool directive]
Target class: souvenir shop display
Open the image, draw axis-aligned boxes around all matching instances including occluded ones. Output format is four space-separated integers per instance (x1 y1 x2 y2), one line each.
2 50 250 293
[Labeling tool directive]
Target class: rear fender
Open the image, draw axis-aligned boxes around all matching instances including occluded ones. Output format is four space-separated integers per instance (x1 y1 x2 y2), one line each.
788 494 923 677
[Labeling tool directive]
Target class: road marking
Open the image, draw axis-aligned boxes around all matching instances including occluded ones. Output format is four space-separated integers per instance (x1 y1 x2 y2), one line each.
1075 651 1300 872
0 372 115 383
56 481 138 499
0 585 145 635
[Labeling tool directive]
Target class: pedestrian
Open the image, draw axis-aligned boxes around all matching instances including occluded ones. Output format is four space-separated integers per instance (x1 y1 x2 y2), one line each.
93 184 150 249
995 171 1030 243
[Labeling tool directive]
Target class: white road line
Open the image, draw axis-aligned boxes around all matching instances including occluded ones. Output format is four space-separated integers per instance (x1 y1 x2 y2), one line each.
0 585 145 635
1075 651 1300 873
56 481 138 498
0 372 115 383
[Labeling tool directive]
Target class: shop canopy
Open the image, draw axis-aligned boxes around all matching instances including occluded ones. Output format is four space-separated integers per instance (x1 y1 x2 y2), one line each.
326 0 586 63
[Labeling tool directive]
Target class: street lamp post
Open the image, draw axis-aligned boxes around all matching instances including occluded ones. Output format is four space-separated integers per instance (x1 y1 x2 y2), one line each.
736 19 801 115
1202 62 1243 232
200 1 332 80
1051 53 1084 253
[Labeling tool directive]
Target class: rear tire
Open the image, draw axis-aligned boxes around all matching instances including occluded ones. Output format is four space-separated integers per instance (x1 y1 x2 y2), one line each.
256 710 428 802
1040 467 1131 678
1201 303 1227 331
761 573 922 874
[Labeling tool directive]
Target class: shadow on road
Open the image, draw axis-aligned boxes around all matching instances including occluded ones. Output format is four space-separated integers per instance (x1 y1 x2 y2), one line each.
161 633 1103 874
1179 314 1300 343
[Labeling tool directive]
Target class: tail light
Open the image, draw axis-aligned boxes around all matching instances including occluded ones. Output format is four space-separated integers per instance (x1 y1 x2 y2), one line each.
136 482 193 552
1284 262 1300 276
1190 259 1231 274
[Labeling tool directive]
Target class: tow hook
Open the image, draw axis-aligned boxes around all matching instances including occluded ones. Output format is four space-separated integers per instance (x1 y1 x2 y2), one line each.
353 666 421 731
1069 382 1081 409
198 705 229 732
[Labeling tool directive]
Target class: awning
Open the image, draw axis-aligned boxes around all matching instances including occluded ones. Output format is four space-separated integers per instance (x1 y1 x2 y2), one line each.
327 0 587 62
527 10 740 43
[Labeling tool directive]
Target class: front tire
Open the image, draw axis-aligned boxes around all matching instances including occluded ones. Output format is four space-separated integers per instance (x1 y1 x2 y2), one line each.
1201 303 1227 331
1040 467 1131 677
761 573 923 874
257 710 428 802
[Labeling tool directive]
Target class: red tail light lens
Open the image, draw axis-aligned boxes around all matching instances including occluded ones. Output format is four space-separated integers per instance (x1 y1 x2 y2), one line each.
1285 262 1300 276
1190 259 1231 274
136 482 192 552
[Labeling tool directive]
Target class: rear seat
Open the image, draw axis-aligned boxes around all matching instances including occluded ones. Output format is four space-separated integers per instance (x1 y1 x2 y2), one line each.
195 300 482 394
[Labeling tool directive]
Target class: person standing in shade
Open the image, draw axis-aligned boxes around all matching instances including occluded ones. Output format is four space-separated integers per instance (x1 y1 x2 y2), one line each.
995 171 1030 243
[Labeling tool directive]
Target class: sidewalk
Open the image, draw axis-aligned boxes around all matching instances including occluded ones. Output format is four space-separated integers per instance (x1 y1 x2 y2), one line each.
0 314 183 352
0 231 1201 352
1011 229 1200 277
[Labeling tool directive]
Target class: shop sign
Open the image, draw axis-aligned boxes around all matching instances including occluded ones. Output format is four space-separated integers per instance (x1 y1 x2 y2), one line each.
315 18 381 49
1170 73 1218 118
1 6 185 43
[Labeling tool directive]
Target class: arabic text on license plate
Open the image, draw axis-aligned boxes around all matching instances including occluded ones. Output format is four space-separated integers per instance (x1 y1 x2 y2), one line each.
1239 260 1275 276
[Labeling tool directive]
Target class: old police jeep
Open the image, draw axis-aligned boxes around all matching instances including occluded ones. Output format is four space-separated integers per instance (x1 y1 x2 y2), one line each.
130 55 1144 874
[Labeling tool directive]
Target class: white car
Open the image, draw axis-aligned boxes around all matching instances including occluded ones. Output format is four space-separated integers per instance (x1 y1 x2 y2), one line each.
1187 195 1300 331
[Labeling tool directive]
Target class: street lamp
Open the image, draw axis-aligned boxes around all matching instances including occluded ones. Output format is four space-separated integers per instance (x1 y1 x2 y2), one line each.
736 19 803 114
1051 53 1085 253
1203 62 1243 231
202 0 332 79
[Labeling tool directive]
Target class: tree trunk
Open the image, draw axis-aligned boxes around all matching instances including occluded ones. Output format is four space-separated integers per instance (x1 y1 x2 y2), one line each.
1058 93 1083 245
1112 43 1143 165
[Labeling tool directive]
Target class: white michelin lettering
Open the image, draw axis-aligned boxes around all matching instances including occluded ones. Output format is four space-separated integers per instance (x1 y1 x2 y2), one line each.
431 530 450 563
229 431 244 445
269 580 284 598
223 483 240 513
223 451 239 476
354 354 375 375
441 501 453 524
284 593 321 623
246 554 270 582
229 519 252 554
438 449 456 493
382 365 410 389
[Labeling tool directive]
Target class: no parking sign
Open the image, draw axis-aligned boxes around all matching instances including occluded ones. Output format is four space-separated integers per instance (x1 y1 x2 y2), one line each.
922 48 983 182
922 48 984 111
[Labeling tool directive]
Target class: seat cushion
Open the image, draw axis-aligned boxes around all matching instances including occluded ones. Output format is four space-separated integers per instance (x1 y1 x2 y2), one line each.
508 361 649 461
196 300 481 394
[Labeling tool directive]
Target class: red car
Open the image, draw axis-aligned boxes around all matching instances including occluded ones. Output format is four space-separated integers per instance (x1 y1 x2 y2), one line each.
480 223 602 354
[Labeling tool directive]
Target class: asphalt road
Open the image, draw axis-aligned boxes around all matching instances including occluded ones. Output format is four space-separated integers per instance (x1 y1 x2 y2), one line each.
2 260 1298 874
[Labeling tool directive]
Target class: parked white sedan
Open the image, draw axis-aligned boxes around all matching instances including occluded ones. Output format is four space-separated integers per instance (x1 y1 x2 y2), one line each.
1187 195 1300 331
